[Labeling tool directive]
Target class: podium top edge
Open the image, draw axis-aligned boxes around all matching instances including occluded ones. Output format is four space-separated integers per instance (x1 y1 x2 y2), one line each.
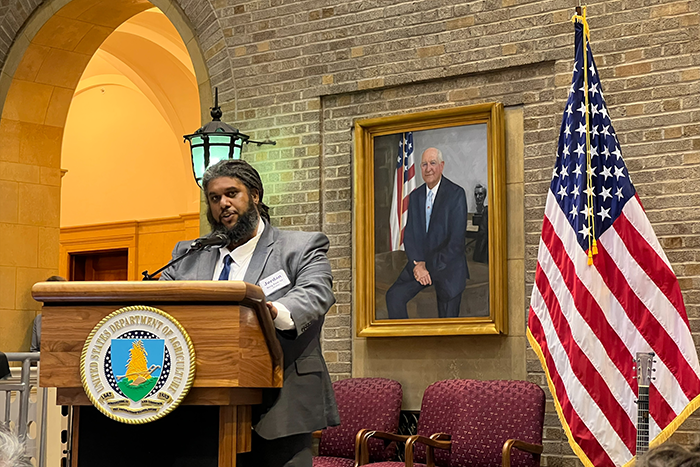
31 280 265 304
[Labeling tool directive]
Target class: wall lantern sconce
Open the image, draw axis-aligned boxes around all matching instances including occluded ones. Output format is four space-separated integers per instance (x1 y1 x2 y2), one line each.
184 88 275 187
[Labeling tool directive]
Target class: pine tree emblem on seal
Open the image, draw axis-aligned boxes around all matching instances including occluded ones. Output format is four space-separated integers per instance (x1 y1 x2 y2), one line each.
81 305 195 424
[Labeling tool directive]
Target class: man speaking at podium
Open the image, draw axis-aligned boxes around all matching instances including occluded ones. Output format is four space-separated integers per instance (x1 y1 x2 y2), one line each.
161 160 339 467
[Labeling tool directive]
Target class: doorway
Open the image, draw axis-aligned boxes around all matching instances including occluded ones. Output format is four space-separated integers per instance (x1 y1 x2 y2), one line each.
69 249 128 281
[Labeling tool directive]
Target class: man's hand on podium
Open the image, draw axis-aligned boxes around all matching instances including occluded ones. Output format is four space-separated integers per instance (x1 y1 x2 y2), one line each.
266 301 278 320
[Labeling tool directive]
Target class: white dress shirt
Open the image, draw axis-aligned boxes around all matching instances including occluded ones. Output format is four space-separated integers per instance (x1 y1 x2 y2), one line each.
212 219 295 331
426 177 441 201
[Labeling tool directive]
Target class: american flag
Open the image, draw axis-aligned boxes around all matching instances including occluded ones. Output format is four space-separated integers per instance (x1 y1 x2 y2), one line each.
389 132 416 251
527 12 700 467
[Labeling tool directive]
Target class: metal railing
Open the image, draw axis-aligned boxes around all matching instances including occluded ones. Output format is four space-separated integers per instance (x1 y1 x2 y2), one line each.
1 352 46 467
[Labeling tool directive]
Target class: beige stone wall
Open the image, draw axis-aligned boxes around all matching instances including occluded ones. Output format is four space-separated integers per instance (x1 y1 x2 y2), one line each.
0 0 212 352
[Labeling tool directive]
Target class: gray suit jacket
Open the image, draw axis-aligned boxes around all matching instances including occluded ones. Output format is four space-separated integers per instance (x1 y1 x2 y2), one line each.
160 221 340 439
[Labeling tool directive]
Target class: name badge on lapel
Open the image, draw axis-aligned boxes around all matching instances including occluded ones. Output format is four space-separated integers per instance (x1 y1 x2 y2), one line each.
259 270 291 296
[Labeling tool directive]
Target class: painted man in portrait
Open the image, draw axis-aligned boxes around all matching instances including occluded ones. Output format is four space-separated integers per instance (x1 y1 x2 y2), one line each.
386 147 469 319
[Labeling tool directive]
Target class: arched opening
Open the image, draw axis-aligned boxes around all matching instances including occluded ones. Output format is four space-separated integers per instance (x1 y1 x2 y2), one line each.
0 0 210 351
61 7 201 226
59 7 203 282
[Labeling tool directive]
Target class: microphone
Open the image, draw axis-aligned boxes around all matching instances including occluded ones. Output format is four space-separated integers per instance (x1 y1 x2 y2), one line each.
142 233 230 280
190 233 229 250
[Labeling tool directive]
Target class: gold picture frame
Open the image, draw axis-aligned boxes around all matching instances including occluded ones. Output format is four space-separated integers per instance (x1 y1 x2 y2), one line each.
354 103 507 337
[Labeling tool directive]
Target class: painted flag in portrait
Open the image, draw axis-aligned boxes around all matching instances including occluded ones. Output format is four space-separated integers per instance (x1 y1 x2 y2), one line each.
389 132 416 251
527 9 700 467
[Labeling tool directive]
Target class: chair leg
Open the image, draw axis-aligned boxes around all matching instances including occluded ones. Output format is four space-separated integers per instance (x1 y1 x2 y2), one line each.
354 429 372 466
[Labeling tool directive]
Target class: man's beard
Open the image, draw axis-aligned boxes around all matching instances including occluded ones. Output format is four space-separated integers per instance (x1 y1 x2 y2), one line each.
207 198 259 246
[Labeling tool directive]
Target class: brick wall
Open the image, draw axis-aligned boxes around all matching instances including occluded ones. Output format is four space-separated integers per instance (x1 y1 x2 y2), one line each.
3 0 700 464
528 1 700 464
218 1 700 464
216 0 700 464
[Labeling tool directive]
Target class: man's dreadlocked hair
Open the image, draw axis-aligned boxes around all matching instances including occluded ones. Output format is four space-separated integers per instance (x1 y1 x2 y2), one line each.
201 159 271 222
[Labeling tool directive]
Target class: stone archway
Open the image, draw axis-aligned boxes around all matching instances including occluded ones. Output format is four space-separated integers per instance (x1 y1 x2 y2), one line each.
0 0 218 351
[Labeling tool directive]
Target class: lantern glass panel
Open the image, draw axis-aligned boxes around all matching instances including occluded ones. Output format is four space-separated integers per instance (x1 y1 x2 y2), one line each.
209 145 230 166
191 135 204 146
191 146 205 181
210 135 231 144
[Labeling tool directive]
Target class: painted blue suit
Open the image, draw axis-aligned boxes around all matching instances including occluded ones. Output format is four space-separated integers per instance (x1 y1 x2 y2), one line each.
386 176 469 319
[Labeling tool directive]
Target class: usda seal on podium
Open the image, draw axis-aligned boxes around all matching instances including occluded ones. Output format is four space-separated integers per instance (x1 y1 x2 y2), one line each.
80 305 196 423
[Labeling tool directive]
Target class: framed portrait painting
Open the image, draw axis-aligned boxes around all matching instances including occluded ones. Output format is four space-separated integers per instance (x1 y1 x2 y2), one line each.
354 103 507 337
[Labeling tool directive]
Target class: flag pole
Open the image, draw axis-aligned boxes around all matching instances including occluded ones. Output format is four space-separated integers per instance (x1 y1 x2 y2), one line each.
572 6 598 264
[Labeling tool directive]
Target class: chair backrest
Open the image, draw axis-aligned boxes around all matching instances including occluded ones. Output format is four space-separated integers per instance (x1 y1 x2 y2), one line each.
319 377 403 461
449 380 545 467
414 380 545 467
413 380 471 466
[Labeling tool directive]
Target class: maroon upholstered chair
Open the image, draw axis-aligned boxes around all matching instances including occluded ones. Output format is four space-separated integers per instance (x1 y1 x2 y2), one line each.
356 379 545 467
313 377 403 467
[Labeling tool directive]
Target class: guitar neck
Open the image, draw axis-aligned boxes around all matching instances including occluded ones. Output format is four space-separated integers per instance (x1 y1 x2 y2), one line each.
635 352 654 457
636 385 650 456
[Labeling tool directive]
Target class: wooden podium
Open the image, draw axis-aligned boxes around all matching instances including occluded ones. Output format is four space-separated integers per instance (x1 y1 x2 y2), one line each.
32 281 283 467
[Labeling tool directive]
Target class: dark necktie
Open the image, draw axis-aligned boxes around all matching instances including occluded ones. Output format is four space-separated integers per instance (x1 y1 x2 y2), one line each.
218 255 233 281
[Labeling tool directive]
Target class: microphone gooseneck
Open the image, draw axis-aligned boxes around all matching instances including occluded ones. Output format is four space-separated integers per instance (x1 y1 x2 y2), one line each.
142 233 229 280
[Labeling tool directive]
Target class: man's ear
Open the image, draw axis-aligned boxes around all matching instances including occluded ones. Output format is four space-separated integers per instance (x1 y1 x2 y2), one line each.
250 189 260 204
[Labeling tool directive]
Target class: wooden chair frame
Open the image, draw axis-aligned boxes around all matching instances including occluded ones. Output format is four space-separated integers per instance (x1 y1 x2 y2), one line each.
355 429 543 467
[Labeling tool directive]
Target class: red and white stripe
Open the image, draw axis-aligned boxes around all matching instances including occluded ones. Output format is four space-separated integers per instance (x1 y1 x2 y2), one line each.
528 190 700 467
389 135 416 251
